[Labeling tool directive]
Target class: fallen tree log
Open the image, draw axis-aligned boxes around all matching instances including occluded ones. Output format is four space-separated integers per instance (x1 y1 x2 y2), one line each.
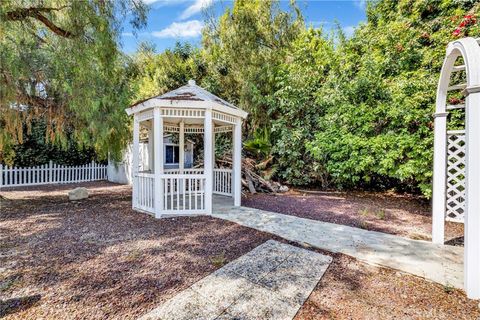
212 155 289 194
195 154 288 194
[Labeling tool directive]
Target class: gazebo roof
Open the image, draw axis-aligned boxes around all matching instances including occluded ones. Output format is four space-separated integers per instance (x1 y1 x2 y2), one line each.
126 80 247 119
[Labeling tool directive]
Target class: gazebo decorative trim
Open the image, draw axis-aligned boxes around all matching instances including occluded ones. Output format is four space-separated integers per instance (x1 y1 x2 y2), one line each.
432 37 480 299
163 124 234 134
125 80 247 217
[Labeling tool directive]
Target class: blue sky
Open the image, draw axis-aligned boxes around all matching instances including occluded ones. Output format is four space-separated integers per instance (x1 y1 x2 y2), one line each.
120 0 367 54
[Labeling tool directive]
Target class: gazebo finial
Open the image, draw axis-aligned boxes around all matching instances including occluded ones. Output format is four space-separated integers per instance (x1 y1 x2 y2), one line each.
188 79 196 85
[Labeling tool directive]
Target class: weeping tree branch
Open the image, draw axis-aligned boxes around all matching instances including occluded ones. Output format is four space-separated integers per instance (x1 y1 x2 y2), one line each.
15 92 57 110
4 6 75 38
1 72 58 111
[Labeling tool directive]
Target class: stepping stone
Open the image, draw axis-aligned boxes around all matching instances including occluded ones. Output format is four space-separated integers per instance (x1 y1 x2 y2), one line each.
138 240 332 320
217 283 301 320
138 288 221 320
257 249 332 305
220 240 297 283
190 268 254 310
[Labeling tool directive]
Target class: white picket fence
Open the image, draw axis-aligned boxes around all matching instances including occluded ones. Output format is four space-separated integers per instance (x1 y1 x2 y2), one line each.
0 161 107 187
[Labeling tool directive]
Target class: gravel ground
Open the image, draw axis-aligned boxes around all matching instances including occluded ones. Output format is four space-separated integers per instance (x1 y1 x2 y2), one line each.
296 253 480 320
0 182 272 319
243 190 464 243
1 182 477 319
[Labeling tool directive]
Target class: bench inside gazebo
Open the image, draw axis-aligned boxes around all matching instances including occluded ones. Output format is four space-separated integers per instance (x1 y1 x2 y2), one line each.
125 80 247 217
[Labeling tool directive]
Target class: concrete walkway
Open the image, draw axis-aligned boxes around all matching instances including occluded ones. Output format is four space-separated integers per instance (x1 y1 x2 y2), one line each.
139 240 332 320
212 198 464 290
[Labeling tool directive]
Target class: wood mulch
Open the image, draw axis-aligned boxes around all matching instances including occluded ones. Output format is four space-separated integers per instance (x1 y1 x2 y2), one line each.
0 182 271 319
1 182 478 319
295 253 479 320
243 190 464 244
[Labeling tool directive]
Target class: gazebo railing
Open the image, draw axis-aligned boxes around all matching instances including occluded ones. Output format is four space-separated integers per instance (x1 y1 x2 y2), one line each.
134 168 232 215
134 172 155 213
165 168 232 196
164 168 204 175
161 174 205 213
213 168 232 196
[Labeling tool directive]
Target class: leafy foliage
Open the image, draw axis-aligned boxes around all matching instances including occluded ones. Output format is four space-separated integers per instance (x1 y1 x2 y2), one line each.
269 28 334 186
11 120 100 167
130 42 206 102
0 0 147 164
5 0 480 196
128 0 479 197
304 0 479 196
243 128 272 159
201 0 304 127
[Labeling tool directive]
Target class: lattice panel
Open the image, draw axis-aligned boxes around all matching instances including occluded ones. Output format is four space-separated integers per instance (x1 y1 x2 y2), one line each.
164 125 204 134
446 134 466 223
163 124 233 134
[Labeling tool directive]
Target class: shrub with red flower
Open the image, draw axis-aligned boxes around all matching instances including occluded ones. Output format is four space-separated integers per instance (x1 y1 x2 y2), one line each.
452 14 479 37
459 15 477 27
448 97 464 105
452 28 462 37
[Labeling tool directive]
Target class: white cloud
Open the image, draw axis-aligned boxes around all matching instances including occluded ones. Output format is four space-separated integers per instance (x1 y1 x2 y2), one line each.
308 21 328 28
343 26 356 38
122 32 134 37
354 0 367 10
179 0 214 20
152 20 203 38
143 0 186 5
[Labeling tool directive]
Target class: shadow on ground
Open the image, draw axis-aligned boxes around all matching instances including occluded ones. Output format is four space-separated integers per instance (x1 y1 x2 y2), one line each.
0 182 272 319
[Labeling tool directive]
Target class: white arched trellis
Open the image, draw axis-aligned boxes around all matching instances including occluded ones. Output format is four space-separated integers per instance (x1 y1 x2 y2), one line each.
432 37 480 299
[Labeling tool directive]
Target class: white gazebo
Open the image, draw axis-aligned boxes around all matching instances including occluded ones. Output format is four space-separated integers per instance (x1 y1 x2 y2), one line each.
126 80 247 217
432 37 480 299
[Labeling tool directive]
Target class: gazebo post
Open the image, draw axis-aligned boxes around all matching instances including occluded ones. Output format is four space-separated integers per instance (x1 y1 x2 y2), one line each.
154 107 164 218
204 109 213 214
148 127 154 171
179 121 185 174
132 114 140 209
233 117 242 206
212 128 216 196
465 88 480 298
212 129 216 167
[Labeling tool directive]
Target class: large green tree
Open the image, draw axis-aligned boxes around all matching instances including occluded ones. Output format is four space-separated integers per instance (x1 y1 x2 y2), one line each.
201 0 304 128
130 42 206 102
306 0 480 196
0 0 147 164
269 28 335 186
